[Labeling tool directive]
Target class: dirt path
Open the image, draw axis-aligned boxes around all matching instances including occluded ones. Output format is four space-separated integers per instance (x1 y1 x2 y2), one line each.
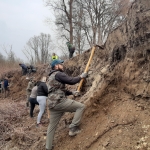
1 86 150 150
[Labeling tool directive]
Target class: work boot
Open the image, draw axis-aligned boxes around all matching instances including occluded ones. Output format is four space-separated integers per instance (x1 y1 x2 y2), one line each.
46 145 54 150
69 126 81 136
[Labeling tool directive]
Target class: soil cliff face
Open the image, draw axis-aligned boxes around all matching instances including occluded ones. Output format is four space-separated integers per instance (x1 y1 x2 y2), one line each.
1 0 150 150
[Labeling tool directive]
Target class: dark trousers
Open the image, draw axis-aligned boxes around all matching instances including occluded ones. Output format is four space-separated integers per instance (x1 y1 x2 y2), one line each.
22 68 28 75
46 99 85 150
69 48 74 58
29 97 39 117
4 87 10 98
69 52 74 58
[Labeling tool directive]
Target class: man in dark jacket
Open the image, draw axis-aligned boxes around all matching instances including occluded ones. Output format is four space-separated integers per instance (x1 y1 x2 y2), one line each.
46 59 87 150
66 41 75 58
28 65 36 74
19 63 28 75
3 77 9 98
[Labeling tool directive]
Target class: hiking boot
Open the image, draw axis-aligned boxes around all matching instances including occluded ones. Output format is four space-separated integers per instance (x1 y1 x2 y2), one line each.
46 145 54 150
69 126 81 136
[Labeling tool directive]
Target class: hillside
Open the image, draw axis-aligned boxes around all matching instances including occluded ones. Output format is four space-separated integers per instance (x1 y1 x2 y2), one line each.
0 0 150 149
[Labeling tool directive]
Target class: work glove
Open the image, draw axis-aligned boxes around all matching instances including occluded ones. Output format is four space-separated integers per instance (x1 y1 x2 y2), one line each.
27 89 32 92
72 91 80 97
80 72 88 79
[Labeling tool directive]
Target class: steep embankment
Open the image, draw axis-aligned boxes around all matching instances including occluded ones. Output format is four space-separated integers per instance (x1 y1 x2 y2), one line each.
52 0 150 149
0 0 150 149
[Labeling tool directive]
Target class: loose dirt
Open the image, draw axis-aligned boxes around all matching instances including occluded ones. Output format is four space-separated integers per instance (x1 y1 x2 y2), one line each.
0 0 150 149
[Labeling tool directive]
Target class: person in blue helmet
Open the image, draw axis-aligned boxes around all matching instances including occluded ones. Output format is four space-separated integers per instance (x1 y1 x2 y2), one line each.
45 59 87 150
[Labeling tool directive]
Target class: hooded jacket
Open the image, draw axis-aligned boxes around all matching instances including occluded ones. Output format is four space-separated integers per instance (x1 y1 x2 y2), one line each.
37 81 48 97
47 70 81 108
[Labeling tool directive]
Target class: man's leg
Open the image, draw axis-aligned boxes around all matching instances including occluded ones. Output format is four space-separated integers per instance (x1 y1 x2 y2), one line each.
22 69 25 75
69 52 71 58
25 68 28 75
53 99 85 133
46 99 85 149
63 100 85 128
46 110 63 150
69 48 72 58
70 52 74 58
6 87 9 97
30 102 34 117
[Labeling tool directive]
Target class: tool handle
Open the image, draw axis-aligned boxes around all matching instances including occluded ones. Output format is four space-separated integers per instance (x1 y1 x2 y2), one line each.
84 46 96 72
77 46 96 92
77 78 84 92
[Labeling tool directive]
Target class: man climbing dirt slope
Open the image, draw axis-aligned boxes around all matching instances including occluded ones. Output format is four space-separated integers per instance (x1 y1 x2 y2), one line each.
0 0 150 149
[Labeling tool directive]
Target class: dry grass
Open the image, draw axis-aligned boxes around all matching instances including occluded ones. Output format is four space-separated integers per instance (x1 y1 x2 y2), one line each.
0 62 20 78
0 101 28 149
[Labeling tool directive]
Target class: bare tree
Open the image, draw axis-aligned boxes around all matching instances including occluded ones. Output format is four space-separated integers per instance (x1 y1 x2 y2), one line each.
0 52 5 64
23 46 34 64
23 33 53 64
1 45 16 63
27 35 40 63
73 1 87 54
44 0 74 43
0 45 22 77
77 0 130 45
44 0 130 54
38 33 52 63
77 0 130 46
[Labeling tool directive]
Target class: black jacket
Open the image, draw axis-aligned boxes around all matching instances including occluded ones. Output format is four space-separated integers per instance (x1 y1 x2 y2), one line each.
49 70 81 85
37 82 48 96
49 70 81 95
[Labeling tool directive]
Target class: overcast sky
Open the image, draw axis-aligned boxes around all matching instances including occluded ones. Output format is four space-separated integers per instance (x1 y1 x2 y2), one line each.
0 0 56 61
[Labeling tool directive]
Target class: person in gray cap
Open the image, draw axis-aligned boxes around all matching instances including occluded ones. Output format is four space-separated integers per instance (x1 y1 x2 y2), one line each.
45 59 87 150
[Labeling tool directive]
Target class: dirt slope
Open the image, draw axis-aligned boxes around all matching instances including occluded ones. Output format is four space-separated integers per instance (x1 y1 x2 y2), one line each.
1 0 150 149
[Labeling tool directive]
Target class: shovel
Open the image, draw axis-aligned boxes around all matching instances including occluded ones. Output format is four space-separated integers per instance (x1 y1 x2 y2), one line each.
77 45 104 92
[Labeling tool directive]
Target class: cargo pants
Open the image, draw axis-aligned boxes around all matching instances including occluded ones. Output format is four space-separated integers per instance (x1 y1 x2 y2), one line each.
46 99 85 150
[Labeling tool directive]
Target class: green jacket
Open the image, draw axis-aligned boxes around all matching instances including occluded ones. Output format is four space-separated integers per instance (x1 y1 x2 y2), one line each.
66 42 72 49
